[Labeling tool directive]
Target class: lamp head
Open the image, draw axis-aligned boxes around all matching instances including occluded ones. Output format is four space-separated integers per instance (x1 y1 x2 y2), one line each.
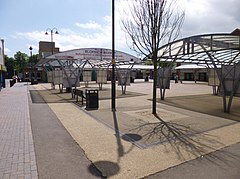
45 32 48 35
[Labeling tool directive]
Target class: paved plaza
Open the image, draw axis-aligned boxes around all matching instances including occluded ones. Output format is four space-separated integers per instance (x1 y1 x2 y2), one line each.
0 82 38 179
0 80 240 178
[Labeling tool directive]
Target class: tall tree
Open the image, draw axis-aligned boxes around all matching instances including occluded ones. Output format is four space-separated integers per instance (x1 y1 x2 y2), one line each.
4 55 15 78
29 54 38 65
14 51 28 74
122 0 184 114
5 52 38 78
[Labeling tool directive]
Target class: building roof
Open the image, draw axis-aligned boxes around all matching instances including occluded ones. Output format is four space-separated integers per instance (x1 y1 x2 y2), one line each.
35 48 141 68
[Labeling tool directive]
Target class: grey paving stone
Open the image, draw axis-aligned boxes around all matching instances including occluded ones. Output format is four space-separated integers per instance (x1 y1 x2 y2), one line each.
0 83 38 179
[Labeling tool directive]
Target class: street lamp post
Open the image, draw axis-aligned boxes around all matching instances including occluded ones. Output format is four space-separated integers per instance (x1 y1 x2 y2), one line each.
29 46 33 84
112 0 116 111
45 28 59 54
29 46 33 56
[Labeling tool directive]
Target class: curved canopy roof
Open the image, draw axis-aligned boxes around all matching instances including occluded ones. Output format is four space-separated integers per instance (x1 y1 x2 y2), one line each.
154 32 240 113
156 33 240 66
35 47 141 68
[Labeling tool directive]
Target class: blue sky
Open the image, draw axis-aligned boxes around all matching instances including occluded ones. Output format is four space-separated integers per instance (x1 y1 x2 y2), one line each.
1 0 239 58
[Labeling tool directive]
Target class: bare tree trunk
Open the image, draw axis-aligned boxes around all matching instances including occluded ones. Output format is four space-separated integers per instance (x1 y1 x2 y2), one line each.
152 58 157 114
152 37 158 114
121 0 184 114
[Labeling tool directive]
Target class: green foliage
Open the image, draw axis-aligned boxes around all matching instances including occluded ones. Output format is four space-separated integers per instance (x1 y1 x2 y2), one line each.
29 54 38 65
5 51 38 78
14 51 28 74
4 55 15 78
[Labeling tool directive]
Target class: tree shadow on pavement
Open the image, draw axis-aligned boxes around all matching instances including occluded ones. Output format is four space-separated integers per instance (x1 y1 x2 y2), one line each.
112 111 141 163
88 111 136 178
129 113 240 165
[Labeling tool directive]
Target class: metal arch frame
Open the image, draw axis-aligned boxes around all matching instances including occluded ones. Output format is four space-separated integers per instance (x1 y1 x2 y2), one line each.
115 61 135 95
35 57 83 92
195 42 240 113
153 33 240 113
155 33 240 64
35 53 139 93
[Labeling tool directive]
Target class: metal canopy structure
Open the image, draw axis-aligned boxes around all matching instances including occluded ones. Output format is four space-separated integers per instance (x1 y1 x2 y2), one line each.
175 64 207 69
157 33 240 66
35 48 147 93
153 32 240 113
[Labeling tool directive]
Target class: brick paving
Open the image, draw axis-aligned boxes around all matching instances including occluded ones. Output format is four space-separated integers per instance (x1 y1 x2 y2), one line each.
0 83 38 179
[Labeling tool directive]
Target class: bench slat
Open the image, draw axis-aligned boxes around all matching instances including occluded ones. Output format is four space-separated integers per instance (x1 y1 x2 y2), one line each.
73 89 85 105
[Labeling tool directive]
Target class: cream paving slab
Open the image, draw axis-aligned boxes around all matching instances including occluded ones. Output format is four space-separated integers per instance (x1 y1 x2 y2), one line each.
124 108 189 123
47 102 240 179
34 83 240 178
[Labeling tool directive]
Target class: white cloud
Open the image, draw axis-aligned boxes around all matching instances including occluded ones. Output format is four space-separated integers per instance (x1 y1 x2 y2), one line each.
75 21 102 30
117 0 239 38
14 13 134 56
11 0 240 58
3 47 11 54
180 0 240 36
15 31 51 42
57 16 112 50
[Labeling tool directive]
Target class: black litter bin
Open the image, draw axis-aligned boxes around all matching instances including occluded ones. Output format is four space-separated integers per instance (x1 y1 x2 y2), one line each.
85 89 99 110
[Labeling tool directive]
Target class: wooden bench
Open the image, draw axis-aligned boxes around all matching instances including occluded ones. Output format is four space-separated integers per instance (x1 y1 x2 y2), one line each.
72 89 85 105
